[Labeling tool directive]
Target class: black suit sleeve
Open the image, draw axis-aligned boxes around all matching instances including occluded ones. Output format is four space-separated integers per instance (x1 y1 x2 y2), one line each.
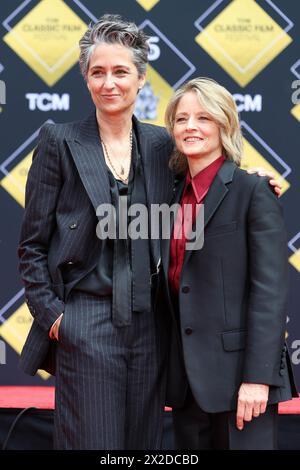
18 124 65 332
242 176 288 386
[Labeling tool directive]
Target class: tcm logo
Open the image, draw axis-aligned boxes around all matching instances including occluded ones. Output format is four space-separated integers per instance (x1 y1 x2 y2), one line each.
233 94 262 112
25 93 70 111
0 80 6 105
292 80 300 104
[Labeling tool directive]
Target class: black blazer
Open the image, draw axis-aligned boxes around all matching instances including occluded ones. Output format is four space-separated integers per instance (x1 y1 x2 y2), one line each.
161 160 298 413
18 111 174 376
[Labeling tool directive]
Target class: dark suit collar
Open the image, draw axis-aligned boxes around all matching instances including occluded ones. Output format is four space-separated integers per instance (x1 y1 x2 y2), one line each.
66 111 167 214
72 110 167 146
183 159 237 267
132 114 164 147
132 115 157 202
132 114 172 206
66 111 110 214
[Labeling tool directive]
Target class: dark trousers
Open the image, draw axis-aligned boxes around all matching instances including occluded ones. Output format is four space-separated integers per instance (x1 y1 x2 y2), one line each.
53 291 166 450
172 387 278 450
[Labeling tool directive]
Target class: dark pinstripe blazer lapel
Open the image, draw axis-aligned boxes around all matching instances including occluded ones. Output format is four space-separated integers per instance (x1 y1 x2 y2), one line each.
66 111 111 212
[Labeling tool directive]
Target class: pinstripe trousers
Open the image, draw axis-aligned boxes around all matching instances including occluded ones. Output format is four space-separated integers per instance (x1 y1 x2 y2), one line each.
53 291 167 450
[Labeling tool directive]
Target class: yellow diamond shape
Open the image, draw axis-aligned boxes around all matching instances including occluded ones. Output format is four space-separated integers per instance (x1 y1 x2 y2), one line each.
289 249 300 272
241 139 290 195
3 0 87 86
0 304 50 380
195 0 292 87
136 0 160 11
139 65 173 126
1 151 33 207
291 103 300 122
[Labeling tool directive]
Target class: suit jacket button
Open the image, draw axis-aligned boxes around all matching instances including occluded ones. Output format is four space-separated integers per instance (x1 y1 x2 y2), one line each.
185 327 193 335
182 286 190 294
69 223 78 229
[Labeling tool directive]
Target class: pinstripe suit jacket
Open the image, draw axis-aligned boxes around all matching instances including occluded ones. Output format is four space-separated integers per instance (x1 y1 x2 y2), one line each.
18 111 174 376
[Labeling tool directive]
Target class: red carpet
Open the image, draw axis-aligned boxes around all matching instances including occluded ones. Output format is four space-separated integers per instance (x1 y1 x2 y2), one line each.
0 386 55 409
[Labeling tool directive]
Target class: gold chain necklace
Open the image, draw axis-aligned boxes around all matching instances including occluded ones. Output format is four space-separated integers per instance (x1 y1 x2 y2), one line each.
101 129 133 183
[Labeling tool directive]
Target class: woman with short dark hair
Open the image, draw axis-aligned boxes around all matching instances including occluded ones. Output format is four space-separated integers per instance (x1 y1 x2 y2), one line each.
162 77 297 450
18 14 174 450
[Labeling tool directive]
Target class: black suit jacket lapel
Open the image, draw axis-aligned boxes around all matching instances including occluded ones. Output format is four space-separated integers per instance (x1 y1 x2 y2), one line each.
160 175 185 329
65 111 111 213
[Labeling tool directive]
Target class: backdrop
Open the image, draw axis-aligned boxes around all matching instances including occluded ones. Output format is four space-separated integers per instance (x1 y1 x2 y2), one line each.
0 0 299 388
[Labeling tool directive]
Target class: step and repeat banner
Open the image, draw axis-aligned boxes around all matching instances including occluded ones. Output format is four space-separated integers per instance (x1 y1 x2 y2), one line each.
0 0 300 387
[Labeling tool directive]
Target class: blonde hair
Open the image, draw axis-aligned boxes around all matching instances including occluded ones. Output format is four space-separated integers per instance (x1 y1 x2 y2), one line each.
165 77 243 173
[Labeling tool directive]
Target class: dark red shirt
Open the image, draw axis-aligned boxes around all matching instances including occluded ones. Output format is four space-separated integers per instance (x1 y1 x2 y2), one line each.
168 156 225 294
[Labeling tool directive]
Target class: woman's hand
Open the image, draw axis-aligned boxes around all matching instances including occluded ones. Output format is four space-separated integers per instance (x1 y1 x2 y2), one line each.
236 383 269 430
247 167 282 196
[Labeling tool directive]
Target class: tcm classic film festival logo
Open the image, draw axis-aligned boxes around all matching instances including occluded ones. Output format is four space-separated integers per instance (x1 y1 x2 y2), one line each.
3 0 91 86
